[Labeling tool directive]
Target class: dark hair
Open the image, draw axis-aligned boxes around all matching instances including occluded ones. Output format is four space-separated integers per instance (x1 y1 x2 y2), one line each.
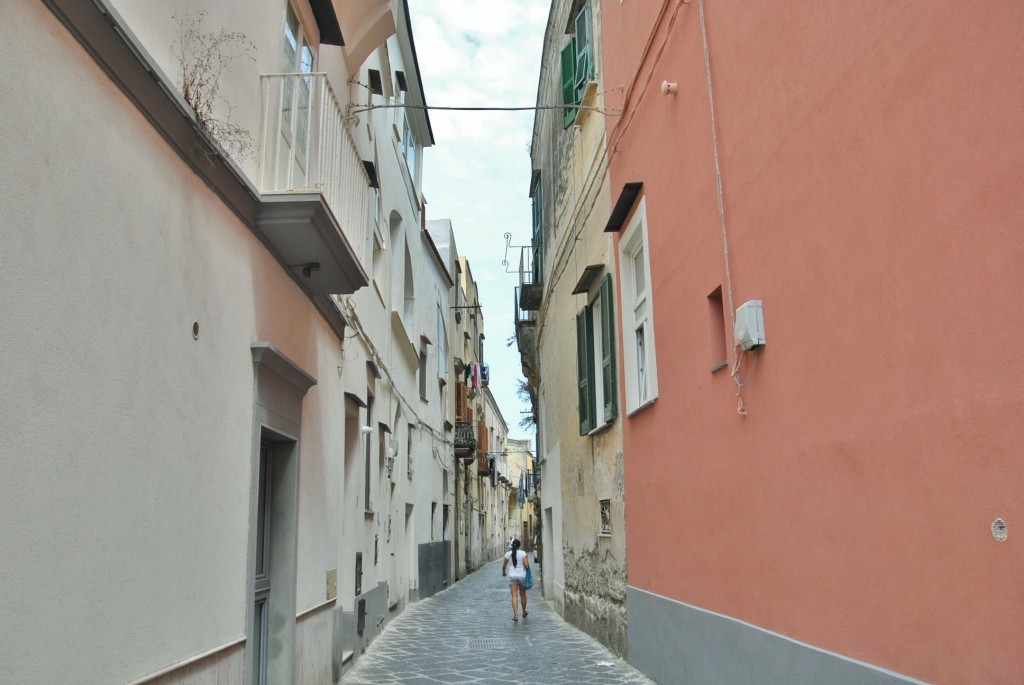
510 538 521 567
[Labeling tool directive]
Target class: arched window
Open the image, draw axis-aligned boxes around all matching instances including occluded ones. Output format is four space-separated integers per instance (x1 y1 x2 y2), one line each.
388 211 403 311
403 241 415 321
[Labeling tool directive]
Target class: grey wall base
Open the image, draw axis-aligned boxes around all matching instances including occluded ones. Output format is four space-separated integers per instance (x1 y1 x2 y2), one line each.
341 582 389 670
418 541 451 600
626 587 926 685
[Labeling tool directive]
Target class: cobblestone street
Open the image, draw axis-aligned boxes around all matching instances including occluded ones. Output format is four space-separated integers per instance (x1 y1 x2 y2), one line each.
343 559 654 685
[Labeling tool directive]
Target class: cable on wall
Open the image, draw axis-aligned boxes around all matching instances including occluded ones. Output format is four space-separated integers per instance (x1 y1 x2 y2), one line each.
608 0 683 153
697 0 748 416
337 294 454 448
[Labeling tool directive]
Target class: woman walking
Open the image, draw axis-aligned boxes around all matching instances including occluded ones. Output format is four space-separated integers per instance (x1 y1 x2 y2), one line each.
501 538 530 621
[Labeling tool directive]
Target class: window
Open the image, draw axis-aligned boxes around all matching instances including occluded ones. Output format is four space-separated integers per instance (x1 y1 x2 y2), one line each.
600 499 611 536
364 392 374 511
455 263 462 309
355 552 363 595
370 186 382 244
561 1 594 128
370 189 384 294
418 346 428 399
407 423 416 478
532 178 544 284
389 215 403 310
402 112 418 180
576 273 617 434
282 5 316 161
379 426 391 481
708 286 728 372
619 197 658 413
437 305 448 379
367 68 383 95
403 241 415 321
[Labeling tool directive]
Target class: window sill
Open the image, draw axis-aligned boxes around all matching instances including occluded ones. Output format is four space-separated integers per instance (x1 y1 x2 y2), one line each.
626 396 657 418
710 360 728 374
586 418 616 437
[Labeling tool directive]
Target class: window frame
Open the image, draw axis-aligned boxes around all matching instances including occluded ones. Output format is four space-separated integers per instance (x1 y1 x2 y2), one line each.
532 178 544 284
281 5 317 164
576 272 617 435
573 2 593 94
560 2 594 129
418 344 428 400
437 305 448 380
402 111 418 181
599 499 611 537
364 391 374 512
619 197 659 414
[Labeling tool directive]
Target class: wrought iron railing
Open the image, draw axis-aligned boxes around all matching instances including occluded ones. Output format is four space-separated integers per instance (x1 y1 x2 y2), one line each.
454 420 477 455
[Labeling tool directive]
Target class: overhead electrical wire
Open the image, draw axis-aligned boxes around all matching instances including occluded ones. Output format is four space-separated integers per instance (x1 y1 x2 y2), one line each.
349 102 621 117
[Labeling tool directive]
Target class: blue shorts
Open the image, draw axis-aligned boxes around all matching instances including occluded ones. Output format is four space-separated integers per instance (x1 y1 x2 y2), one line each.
507 576 527 587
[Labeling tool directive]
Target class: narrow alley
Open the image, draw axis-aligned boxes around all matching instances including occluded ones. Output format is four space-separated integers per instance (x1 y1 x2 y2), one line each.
343 560 654 685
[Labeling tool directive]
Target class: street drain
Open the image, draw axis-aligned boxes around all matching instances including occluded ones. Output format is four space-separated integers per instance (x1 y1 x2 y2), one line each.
468 637 530 650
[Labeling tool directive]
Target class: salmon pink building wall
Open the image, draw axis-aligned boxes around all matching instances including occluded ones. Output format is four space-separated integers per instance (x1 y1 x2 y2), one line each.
601 1 1024 683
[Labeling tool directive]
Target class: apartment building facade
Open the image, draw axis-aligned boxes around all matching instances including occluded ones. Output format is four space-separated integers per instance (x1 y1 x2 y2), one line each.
598 1 1024 683
503 437 539 558
0 0 463 683
515 0 629 657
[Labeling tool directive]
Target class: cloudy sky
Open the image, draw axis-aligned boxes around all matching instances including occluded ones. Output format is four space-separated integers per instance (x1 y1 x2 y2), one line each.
409 1 549 441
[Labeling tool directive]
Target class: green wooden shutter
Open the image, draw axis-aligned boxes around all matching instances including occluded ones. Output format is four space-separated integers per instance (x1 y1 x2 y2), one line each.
561 42 577 128
600 274 617 422
576 307 595 435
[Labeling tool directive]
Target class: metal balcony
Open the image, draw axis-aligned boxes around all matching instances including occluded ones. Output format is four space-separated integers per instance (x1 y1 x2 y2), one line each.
516 245 543 311
257 72 371 295
454 421 477 459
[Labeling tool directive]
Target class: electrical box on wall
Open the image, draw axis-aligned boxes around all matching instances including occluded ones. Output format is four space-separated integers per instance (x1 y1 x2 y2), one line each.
735 300 766 350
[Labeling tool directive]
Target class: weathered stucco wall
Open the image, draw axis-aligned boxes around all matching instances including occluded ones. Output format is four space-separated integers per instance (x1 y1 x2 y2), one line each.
530 0 627 658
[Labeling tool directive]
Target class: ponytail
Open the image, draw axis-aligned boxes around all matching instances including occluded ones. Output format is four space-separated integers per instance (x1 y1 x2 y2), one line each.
511 539 521 567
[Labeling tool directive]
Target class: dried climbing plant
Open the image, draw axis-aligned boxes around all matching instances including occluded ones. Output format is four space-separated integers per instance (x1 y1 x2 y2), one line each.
173 12 257 163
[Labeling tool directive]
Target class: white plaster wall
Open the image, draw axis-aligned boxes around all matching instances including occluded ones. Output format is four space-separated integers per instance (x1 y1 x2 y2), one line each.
293 325 348 615
107 0 358 188
1 7 247 682
1 3 350 682
321 26 456 655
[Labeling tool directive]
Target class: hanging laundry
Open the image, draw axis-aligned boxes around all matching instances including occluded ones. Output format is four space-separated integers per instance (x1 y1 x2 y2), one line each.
480 363 490 385
474 363 481 389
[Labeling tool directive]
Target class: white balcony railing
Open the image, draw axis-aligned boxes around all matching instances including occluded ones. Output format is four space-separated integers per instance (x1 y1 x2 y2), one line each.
259 72 371 270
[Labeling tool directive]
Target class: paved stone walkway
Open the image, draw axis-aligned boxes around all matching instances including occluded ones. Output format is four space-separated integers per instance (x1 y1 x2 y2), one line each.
343 558 655 685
